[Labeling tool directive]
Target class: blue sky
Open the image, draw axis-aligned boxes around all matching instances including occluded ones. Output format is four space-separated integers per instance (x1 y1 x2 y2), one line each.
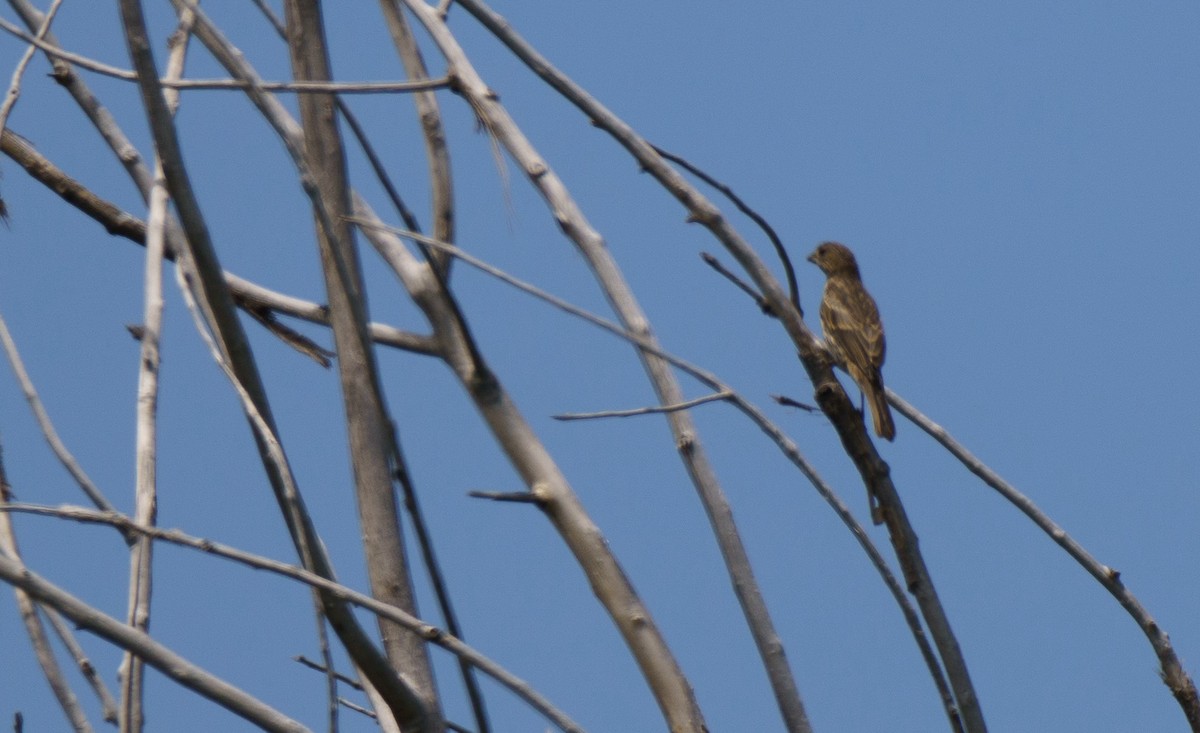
1 2 1198 731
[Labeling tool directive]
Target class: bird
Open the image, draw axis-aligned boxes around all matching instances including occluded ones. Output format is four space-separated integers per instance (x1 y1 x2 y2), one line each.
807 241 895 441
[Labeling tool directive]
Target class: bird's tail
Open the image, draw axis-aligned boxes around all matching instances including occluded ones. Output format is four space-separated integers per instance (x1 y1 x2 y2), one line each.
868 379 895 441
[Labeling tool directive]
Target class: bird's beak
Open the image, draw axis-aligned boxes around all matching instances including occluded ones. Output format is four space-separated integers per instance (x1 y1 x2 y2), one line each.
805 251 817 264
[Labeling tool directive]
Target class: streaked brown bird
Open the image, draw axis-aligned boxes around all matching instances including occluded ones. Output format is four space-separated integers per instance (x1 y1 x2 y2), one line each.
807 241 895 441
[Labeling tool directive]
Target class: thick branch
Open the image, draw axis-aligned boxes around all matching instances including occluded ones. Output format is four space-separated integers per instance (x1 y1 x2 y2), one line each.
355 199 707 733
282 2 440 729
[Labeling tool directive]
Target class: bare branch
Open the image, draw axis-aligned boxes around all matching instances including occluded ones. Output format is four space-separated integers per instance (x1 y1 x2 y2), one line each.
387 429 492 733
700 251 773 315
42 607 119 722
0 451 94 733
293 656 363 691
396 6 803 729
353 194 708 731
120 2 428 726
0 0 61 156
0 15 447 94
243 308 334 368
379 0 456 275
0 310 126 533
0 503 588 733
449 2 984 728
0 13 133 79
7 0 155 193
353 219 964 730
553 391 733 421
0 552 311 733
771 394 819 413
149 78 452 94
281 2 441 728
170 237 421 733
655 146 800 316
466 491 542 504
241 22 494 729
336 697 375 719
0 129 438 357
889 388 1200 729
119 7 196 727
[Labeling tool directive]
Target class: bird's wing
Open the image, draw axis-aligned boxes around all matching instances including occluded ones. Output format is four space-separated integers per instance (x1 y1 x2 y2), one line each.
821 277 886 372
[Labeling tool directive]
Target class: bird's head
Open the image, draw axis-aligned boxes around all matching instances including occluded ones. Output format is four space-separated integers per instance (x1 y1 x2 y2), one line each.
807 241 860 277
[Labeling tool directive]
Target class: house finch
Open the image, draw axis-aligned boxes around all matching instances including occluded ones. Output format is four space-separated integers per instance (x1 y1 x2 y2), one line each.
807 242 895 441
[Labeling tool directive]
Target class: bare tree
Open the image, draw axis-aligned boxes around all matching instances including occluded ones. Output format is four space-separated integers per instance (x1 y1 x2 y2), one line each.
0 3 1195 733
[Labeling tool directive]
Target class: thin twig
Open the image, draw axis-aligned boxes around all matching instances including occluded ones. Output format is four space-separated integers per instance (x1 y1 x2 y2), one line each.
0 19 448 93
0 310 128 540
0 0 61 142
243 308 334 367
42 606 119 722
249 0 285 34
379 0 457 276
344 221 740 402
771 394 819 413
0 128 436 357
553 391 732 420
337 108 492 390
338 103 422 233
293 656 363 691
656 146 800 316
314 584 340 733
700 252 773 315
466 491 543 504
143 78 453 93
388 429 491 733
6 0 155 193
336 698 375 719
